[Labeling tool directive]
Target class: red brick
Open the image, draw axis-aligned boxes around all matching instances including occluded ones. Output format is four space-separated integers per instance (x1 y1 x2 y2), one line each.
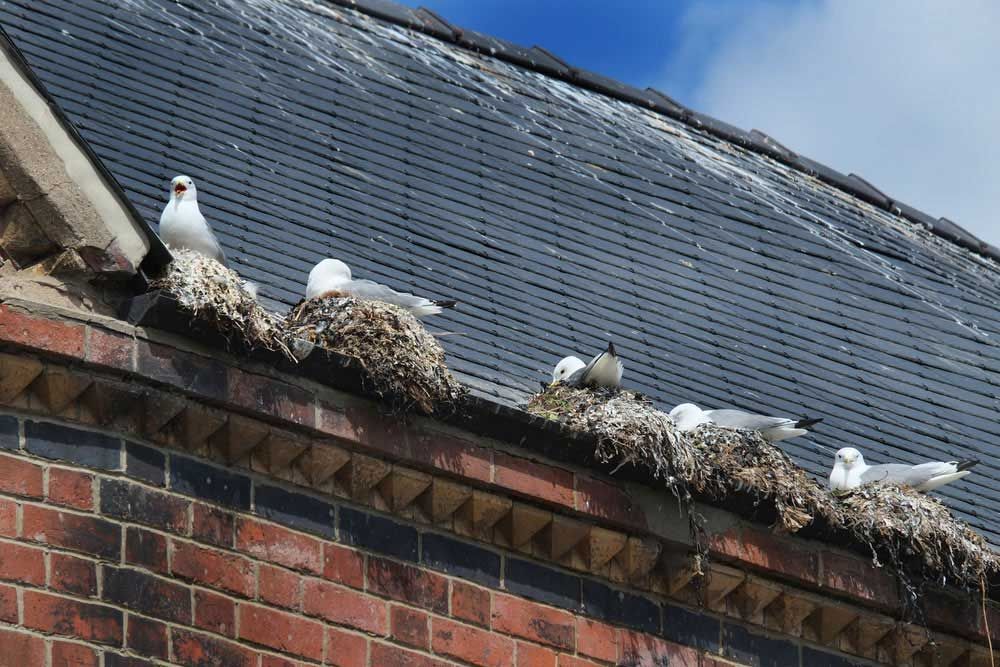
558 657 600 667
0 453 43 498
574 475 646 529
432 617 515 667
492 594 574 650
260 657 307 667
47 468 94 511
259 564 300 610
410 431 491 483
49 553 97 597
391 605 429 649
0 541 45 585
86 327 133 371
323 543 364 589
125 527 167 574
126 614 168 660
0 627 46 666
318 405 410 459
617 630 698 667
576 617 617 663
193 589 236 637
51 640 98 667
0 306 85 357
171 540 254 597
172 628 256 667
228 368 315 426
452 580 490 627
736 526 819 585
367 557 448 614
239 603 324 661
0 583 16 623
0 498 15 537
22 504 120 559
327 627 369 667
821 549 898 609
22 589 122 645
302 579 387 635
494 453 573 507
369 643 452 667
517 642 557 667
235 517 322 574
192 502 234 548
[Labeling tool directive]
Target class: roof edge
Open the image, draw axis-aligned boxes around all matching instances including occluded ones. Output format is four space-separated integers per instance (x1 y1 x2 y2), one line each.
326 0 996 264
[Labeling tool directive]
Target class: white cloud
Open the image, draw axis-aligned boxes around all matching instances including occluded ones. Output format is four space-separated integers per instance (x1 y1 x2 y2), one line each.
663 0 1000 244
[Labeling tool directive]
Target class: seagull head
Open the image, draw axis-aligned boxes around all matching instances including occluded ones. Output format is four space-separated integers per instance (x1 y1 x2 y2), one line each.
552 356 585 383
668 403 709 431
835 447 864 468
170 175 196 200
316 258 351 280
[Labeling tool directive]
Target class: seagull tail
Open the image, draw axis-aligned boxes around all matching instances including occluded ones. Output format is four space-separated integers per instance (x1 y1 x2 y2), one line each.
241 280 259 301
794 417 823 430
956 459 980 472
433 300 458 310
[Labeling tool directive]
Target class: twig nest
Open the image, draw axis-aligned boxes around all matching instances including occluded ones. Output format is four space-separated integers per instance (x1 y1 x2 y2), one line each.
152 249 291 358
283 296 465 415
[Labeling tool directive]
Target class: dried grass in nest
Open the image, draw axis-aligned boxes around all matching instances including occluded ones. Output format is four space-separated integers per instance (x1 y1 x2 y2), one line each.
527 384 999 585
283 296 465 415
152 250 291 359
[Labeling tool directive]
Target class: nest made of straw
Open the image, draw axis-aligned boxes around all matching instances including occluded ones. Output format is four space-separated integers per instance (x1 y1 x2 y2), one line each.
283 296 465 415
527 383 999 586
152 249 291 358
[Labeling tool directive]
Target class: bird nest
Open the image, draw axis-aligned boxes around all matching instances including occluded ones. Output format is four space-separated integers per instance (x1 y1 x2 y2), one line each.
283 296 465 415
151 250 291 358
527 383 999 586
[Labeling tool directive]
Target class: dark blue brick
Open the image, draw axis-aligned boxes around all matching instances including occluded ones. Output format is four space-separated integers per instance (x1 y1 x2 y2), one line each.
25 420 120 469
169 456 250 510
505 558 580 611
0 415 17 450
101 478 189 532
422 533 500 587
254 484 335 538
801 647 866 667
662 603 720 652
339 507 417 562
722 622 800 667
125 442 165 487
581 579 659 633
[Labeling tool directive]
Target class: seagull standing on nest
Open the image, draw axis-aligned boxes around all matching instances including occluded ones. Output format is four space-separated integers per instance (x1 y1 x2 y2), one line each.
829 447 979 493
669 403 821 442
551 342 623 388
159 176 227 264
305 258 456 318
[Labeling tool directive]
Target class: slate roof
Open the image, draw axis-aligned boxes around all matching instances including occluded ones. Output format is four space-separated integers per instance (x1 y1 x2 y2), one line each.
4 0 1000 545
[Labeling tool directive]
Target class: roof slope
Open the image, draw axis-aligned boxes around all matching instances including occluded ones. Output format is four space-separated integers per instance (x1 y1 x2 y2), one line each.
4 0 1000 544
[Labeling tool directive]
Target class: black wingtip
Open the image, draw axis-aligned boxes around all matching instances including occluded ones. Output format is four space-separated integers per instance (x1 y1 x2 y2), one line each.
434 300 458 309
794 417 823 429
607 341 617 356
956 459 980 472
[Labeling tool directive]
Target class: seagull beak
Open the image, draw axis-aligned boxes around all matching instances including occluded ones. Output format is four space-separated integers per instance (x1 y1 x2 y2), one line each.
173 184 186 196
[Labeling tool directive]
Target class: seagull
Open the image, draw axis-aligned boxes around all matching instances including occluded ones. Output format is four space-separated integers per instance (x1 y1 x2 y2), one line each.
305 258 456 318
829 447 979 493
669 403 822 442
551 342 623 388
159 175 226 264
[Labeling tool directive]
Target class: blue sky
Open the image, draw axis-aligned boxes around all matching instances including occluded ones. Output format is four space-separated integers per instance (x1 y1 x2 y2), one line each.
402 1 1000 246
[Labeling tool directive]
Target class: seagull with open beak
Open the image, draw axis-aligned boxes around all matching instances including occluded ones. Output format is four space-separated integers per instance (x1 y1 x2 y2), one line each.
159 175 227 265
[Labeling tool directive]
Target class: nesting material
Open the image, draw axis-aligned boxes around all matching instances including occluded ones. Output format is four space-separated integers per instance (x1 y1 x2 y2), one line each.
283 296 465 415
152 249 291 358
527 383 999 585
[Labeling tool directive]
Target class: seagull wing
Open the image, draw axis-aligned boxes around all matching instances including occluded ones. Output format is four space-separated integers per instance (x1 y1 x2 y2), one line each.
860 462 956 487
703 410 794 431
344 279 442 316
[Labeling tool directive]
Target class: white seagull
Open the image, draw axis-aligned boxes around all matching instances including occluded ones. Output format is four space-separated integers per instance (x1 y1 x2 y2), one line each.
829 447 979 493
669 403 822 442
305 258 456 318
551 342 623 388
159 175 226 264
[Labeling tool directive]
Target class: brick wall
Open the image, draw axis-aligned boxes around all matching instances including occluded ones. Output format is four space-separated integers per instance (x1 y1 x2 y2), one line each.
0 413 875 667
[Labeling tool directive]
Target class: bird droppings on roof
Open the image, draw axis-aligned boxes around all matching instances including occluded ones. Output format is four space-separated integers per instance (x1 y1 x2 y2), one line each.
153 250 292 358
283 296 466 415
528 383 999 588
